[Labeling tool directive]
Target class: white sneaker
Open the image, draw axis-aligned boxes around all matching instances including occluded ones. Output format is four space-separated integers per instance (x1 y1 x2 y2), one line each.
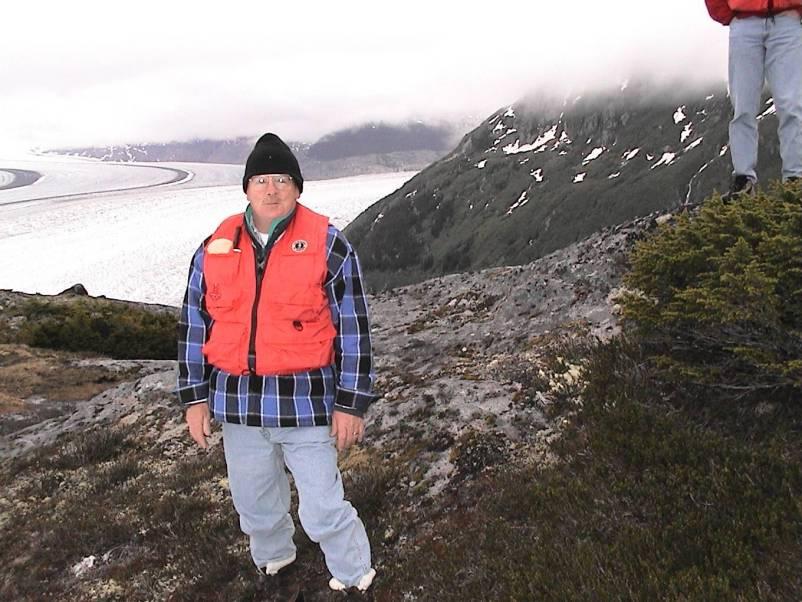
328 567 376 592
263 552 296 576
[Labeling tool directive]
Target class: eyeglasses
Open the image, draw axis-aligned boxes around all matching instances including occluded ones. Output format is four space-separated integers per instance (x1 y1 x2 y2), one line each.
248 174 294 189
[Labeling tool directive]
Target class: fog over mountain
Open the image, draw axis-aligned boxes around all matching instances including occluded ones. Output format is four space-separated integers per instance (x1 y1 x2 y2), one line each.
346 80 783 290
0 2 727 152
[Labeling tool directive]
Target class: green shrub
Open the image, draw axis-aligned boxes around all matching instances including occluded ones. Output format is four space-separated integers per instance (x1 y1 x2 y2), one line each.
620 183 802 402
18 298 177 359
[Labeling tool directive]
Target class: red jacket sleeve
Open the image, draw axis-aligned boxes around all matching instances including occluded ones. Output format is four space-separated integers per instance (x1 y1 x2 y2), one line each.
705 0 734 24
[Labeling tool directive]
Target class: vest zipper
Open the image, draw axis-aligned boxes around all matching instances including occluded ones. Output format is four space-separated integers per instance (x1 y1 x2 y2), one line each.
248 248 269 374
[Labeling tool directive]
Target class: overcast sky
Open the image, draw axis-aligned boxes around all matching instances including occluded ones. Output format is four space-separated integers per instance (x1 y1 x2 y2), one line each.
0 1 728 152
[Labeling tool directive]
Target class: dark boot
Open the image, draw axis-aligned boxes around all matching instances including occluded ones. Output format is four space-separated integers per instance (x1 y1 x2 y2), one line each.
721 174 756 202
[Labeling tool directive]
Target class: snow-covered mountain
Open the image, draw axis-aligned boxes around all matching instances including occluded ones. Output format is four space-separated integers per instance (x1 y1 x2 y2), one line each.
346 81 784 290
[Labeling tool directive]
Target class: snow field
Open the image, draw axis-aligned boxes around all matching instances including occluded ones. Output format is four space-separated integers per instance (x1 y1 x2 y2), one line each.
0 171 415 306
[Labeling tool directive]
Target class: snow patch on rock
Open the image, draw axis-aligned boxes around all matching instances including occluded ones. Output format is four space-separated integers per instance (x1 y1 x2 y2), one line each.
651 152 676 169
503 125 558 155
582 147 605 165
506 190 529 215
684 137 704 152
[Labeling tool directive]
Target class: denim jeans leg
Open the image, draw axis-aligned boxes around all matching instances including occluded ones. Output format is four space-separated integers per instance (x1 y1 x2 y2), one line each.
222 422 296 570
274 426 373 587
729 16 767 181
765 12 802 180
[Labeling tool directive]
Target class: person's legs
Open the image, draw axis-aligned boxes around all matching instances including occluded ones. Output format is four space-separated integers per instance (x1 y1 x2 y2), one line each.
765 11 802 180
729 16 768 183
222 422 296 571
274 426 373 588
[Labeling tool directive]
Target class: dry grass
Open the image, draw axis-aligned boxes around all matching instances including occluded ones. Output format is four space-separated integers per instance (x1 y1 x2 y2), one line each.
0 344 139 434
0 344 137 403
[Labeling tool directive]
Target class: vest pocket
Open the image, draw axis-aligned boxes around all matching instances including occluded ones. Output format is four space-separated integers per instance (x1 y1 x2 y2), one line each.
204 253 243 318
276 252 322 286
264 341 335 374
267 303 337 344
203 322 247 372
256 304 336 374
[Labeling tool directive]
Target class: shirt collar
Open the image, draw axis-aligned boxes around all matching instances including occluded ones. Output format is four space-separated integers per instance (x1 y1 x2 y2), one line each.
244 204 296 249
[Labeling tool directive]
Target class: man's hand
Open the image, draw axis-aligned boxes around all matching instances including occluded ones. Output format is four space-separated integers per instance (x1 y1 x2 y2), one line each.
330 410 365 452
185 402 212 449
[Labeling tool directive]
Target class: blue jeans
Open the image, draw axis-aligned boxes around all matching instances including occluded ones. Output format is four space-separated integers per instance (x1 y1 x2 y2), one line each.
729 11 802 182
221 423 372 587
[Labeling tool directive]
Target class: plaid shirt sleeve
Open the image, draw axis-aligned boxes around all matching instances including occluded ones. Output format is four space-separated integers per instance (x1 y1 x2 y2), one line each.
325 226 379 417
176 243 213 405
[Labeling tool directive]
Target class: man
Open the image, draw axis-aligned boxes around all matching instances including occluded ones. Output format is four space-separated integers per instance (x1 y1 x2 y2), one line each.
705 0 802 199
177 133 377 596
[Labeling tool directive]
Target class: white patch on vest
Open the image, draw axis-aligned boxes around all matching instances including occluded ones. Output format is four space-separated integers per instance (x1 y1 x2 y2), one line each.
291 239 309 253
207 238 233 254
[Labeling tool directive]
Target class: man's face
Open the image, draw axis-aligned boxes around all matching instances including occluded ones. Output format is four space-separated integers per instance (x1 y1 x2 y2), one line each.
246 174 299 225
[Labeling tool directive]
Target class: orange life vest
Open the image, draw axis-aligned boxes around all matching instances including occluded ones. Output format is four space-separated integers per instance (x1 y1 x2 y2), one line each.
201 203 336 376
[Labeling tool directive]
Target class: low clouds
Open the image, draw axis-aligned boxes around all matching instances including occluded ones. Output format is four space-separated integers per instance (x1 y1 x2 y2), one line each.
0 1 727 152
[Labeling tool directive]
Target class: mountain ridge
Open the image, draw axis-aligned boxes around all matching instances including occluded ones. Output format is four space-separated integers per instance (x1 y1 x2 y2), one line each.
345 81 784 291
49 121 460 181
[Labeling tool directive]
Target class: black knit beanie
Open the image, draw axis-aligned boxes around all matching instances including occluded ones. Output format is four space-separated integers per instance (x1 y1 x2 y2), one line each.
242 133 304 193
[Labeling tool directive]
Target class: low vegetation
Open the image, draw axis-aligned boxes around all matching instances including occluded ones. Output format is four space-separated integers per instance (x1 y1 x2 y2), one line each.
13 298 177 359
2 185 800 599
375 334 800 600
1 422 267 601
622 182 802 402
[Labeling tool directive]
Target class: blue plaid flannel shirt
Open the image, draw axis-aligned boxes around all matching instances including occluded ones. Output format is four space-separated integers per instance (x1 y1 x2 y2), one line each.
176 220 378 427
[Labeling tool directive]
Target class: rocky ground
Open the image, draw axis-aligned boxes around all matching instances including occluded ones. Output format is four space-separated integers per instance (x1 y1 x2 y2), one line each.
0 210 664 600
363 213 652 496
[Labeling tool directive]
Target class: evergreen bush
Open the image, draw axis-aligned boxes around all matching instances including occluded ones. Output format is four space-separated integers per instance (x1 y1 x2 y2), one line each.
620 183 802 402
18 298 177 359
